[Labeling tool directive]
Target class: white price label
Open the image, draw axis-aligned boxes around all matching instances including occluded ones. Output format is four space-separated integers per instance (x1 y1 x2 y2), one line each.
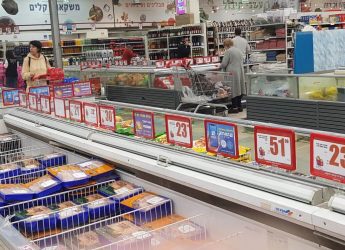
40 97 51 114
69 102 82 121
54 98 66 118
115 187 130 195
84 104 98 125
255 127 296 171
178 224 196 234
147 196 164 205
166 116 192 147
12 189 29 194
132 231 151 240
99 106 115 129
40 180 56 188
19 93 27 107
73 172 87 179
28 95 37 110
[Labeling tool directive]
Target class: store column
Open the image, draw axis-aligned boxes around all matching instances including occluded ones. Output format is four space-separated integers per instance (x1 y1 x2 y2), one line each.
188 0 200 24
48 0 62 68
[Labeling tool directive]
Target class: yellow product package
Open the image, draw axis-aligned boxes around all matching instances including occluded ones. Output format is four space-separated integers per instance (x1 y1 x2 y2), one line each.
76 160 114 177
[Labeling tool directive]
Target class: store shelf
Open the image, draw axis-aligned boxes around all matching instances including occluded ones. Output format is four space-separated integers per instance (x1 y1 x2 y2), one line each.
169 34 204 38
249 36 286 42
309 22 345 26
147 37 168 40
252 48 286 52
252 23 285 27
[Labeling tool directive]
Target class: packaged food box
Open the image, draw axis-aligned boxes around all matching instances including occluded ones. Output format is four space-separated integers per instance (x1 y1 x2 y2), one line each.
0 163 21 179
20 159 43 174
68 231 110 250
93 172 121 183
76 160 114 180
98 180 144 201
48 165 90 188
38 153 67 168
73 194 118 220
25 175 62 198
14 206 57 233
49 201 89 229
0 184 34 202
97 220 152 249
121 192 172 224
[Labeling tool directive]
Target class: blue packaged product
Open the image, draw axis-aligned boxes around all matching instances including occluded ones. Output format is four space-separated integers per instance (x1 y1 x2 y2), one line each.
0 184 34 202
14 206 57 234
20 159 43 174
0 163 21 179
38 153 67 168
48 165 90 188
98 180 144 202
26 175 62 198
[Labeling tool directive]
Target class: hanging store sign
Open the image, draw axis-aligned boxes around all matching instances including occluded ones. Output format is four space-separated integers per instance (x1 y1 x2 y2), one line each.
28 93 38 111
2 89 20 106
204 120 239 158
133 110 155 139
40 95 51 114
99 105 116 130
54 98 67 118
69 100 83 122
83 103 98 127
254 126 296 171
165 114 192 148
310 133 345 184
176 0 187 15
19 92 27 107
73 82 92 97
53 84 73 98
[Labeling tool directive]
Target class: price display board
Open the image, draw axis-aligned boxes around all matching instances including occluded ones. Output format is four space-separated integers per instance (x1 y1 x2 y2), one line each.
133 110 155 139
54 98 66 118
204 120 239 158
28 94 38 111
29 86 50 97
2 89 19 106
99 105 115 130
165 115 192 148
69 100 83 122
73 82 92 97
254 126 296 171
83 103 98 126
40 95 51 114
53 84 74 98
310 133 345 183
19 92 27 107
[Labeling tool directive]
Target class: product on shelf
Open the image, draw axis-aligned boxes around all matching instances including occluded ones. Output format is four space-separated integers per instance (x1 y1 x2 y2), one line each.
155 134 168 144
14 206 57 234
76 160 114 180
0 163 21 179
25 175 62 198
48 165 90 188
37 153 67 168
192 137 206 153
142 214 184 230
98 180 144 201
0 184 34 202
69 231 110 250
20 159 42 174
113 73 149 87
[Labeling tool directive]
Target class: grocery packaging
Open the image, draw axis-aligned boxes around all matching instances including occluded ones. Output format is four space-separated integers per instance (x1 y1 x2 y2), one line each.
38 153 67 168
121 192 172 224
192 137 206 153
76 160 114 180
48 165 90 188
20 159 43 174
49 201 89 229
25 175 62 198
73 193 118 220
0 184 34 202
98 220 152 248
93 171 121 183
14 206 57 233
0 163 21 179
98 180 144 201
69 231 110 250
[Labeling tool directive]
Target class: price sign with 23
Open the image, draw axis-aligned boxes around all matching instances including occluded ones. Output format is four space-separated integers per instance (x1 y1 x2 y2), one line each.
254 126 296 171
69 100 83 122
165 115 192 148
311 133 345 183
99 105 115 130
83 103 98 126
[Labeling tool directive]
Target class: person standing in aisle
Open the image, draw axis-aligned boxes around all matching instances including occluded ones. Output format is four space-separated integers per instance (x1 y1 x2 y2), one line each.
4 50 18 88
122 45 137 65
177 38 191 58
232 28 250 61
220 38 246 113
22 40 51 90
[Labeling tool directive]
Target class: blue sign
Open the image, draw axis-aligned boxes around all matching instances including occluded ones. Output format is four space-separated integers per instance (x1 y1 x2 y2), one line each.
2 89 19 106
54 84 73 98
206 121 238 157
29 86 50 97
134 111 155 139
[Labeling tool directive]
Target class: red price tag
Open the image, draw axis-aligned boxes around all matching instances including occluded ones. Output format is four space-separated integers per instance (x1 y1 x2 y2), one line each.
165 115 192 148
83 103 98 126
254 126 296 171
28 94 38 111
40 95 51 114
311 133 345 183
69 100 83 122
99 105 115 130
19 92 27 108
54 98 66 118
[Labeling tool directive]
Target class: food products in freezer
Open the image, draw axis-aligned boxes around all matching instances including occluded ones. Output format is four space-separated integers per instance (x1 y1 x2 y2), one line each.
192 137 207 153
48 165 90 188
49 201 89 229
98 180 144 201
25 175 62 198
142 214 184 230
0 163 21 179
14 206 57 233
76 160 114 180
115 116 123 123
38 153 67 168
20 159 43 174
155 134 168 144
69 231 110 250
0 184 34 202
73 193 118 220
121 192 172 224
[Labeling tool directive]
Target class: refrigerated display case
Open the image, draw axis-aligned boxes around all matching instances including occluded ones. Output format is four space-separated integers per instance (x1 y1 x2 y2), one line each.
0 99 345 249
246 72 345 133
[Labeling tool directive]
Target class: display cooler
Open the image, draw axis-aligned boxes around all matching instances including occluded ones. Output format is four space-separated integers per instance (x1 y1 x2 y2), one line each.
0 97 345 249
246 72 345 133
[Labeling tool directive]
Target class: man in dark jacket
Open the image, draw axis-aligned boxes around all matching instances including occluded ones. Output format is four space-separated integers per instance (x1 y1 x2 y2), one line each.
177 38 191 58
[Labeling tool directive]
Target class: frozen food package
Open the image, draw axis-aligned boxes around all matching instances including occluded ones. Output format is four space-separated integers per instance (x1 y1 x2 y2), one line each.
142 214 185 230
76 160 114 179
0 184 34 202
48 165 90 188
20 159 42 174
49 201 88 229
69 231 110 250
0 163 21 179
25 175 62 198
98 180 144 200
38 153 67 168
